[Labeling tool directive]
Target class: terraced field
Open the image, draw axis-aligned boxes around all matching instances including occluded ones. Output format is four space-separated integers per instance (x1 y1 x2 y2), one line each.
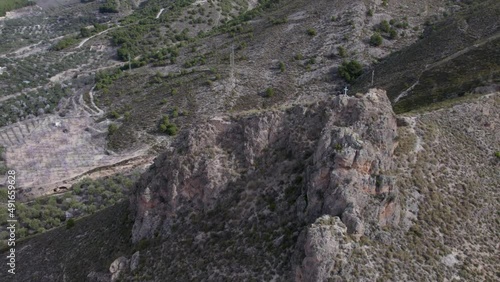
0 87 152 201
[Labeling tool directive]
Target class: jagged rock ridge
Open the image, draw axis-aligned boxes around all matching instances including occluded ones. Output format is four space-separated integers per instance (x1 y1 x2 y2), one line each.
129 89 400 280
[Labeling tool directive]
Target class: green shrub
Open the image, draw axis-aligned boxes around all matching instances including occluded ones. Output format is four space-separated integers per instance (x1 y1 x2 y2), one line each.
117 47 130 62
279 61 286 72
495 151 500 159
337 46 347 58
66 218 75 229
370 32 383 46
395 21 409 29
172 107 179 118
367 9 373 17
109 111 120 119
108 123 118 135
389 28 398 39
306 28 317 36
270 17 288 25
158 116 178 136
165 125 178 136
379 20 390 33
265 87 275 97
338 60 363 83
80 27 92 38
334 143 343 151
99 0 118 13
51 37 78 51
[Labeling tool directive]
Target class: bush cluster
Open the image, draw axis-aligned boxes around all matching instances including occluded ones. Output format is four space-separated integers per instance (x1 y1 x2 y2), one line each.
338 60 363 83
99 0 118 13
370 32 383 46
158 116 178 136
51 37 78 51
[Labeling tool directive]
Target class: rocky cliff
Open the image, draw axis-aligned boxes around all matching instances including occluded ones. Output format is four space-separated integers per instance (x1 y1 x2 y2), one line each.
128 89 400 280
5 92 498 282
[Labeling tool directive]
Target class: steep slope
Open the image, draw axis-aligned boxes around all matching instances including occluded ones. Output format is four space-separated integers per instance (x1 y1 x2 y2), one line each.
354 0 500 113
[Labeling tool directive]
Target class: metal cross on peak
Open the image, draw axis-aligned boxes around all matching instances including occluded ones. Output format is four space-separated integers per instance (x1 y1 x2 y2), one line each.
343 86 348 95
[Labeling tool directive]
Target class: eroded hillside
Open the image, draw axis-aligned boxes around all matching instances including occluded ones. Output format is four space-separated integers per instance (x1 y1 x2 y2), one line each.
0 0 499 281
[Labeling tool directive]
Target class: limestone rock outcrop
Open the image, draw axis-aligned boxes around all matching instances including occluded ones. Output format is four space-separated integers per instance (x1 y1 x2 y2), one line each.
294 215 353 282
130 89 400 279
131 89 399 244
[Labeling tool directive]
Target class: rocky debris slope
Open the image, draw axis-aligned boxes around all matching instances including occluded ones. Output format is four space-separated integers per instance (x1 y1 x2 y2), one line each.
126 89 400 280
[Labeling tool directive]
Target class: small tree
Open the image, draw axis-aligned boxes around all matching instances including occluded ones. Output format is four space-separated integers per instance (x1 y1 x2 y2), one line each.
117 47 129 62
370 33 383 46
338 60 363 83
165 124 178 136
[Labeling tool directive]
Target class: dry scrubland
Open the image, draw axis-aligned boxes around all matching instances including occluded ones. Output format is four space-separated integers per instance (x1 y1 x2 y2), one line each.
3 91 498 281
0 0 498 281
347 93 500 281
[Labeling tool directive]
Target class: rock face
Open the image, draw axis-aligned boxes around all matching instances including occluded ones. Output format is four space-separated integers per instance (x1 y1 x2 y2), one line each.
130 89 400 279
304 92 400 238
109 256 129 282
132 89 399 241
294 215 353 282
